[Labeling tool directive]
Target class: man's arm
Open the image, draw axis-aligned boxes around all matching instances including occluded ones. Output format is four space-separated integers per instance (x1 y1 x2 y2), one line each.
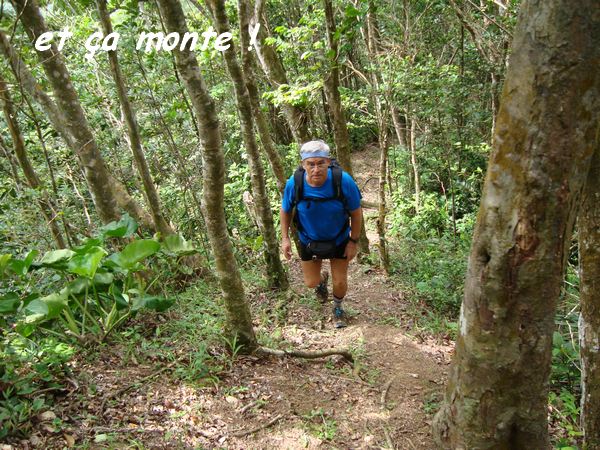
280 208 293 260
345 207 362 261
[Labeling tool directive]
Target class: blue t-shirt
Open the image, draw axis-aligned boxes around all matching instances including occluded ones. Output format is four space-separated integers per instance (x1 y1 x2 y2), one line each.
282 169 361 245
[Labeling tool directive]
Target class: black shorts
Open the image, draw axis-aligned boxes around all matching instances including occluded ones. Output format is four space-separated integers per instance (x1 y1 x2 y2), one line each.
299 238 349 261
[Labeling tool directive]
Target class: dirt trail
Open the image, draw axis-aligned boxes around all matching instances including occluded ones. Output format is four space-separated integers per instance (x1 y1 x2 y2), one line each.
31 147 452 449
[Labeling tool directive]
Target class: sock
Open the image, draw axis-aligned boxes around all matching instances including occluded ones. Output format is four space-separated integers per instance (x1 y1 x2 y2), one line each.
333 295 343 306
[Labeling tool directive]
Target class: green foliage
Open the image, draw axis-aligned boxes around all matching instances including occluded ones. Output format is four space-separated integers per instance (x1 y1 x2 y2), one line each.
0 215 195 344
0 335 74 439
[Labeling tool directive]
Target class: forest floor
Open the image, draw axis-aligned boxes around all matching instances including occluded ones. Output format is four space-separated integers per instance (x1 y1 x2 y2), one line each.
21 146 453 449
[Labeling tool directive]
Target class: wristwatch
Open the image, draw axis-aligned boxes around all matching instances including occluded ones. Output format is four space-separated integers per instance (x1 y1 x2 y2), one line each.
348 237 358 244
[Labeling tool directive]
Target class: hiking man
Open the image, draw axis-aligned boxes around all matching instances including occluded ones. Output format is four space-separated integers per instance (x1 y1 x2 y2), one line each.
280 140 362 328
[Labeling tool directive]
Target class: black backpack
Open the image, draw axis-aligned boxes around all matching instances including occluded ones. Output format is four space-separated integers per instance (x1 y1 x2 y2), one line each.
290 159 350 237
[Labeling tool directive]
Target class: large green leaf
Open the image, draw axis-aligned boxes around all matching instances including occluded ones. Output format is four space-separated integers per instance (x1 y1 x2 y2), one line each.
67 246 107 279
0 292 20 314
132 295 174 312
40 293 68 319
110 239 160 270
100 213 137 238
9 250 39 276
23 299 49 323
39 249 75 267
162 234 196 256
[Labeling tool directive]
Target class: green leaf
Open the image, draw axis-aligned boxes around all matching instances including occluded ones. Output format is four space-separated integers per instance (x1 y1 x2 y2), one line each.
132 295 174 312
0 254 11 277
67 247 107 279
63 277 91 296
100 213 138 238
9 250 39 276
162 234 196 256
24 299 49 323
39 249 75 266
40 293 68 319
93 271 114 285
110 239 160 270
0 292 21 314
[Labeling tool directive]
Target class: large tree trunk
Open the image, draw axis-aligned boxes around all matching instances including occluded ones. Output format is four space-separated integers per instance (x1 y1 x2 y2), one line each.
237 0 286 193
0 75 66 248
10 1 154 229
156 0 257 351
207 0 288 291
580 143 600 449
96 0 174 237
251 0 310 144
432 0 600 447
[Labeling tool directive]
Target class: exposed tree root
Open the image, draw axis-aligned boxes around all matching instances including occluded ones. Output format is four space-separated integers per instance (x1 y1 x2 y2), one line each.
229 414 284 438
380 375 397 409
256 346 354 364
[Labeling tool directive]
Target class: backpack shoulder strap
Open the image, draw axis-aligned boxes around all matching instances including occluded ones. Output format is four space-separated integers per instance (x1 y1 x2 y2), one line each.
292 166 305 207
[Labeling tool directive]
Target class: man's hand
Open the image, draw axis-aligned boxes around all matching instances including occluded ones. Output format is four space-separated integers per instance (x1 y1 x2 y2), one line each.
282 236 292 260
344 240 358 261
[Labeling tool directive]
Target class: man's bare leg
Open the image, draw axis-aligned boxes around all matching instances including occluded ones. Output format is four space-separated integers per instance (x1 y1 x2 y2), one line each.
301 259 323 288
330 258 350 327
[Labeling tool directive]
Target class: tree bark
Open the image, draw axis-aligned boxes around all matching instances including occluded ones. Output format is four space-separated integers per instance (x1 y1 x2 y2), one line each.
96 0 174 236
580 142 600 449
156 0 257 351
432 0 600 447
10 1 154 229
238 0 286 193
322 0 353 175
207 0 288 291
0 75 66 248
251 0 310 144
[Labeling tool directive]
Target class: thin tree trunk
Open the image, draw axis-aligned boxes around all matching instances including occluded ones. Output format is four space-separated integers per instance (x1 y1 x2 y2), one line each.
0 75 66 248
207 0 288 291
0 133 21 188
97 0 174 236
9 1 154 229
408 117 420 214
238 0 286 193
322 0 352 175
251 0 310 144
580 143 600 449
432 0 600 446
156 0 257 351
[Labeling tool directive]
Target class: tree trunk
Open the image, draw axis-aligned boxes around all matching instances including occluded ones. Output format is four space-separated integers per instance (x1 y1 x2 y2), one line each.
432 0 600 447
96 0 174 236
10 1 154 229
580 143 600 449
251 0 310 143
408 117 420 214
156 0 257 351
0 75 66 248
207 0 288 291
237 0 286 193
322 0 353 175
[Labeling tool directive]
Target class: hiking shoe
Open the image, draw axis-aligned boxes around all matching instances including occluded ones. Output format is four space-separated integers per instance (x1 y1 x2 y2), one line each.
315 271 329 303
332 304 347 328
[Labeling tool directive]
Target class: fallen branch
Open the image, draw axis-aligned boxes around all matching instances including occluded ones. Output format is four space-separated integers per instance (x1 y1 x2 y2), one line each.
380 376 397 409
256 346 354 363
229 414 284 438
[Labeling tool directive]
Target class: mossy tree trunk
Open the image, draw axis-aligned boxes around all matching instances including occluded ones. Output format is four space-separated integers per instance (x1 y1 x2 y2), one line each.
207 0 288 291
96 0 174 237
0 75 66 248
432 0 600 447
10 0 154 229
237 0 286 194
580 143 600 449
156 0 257 351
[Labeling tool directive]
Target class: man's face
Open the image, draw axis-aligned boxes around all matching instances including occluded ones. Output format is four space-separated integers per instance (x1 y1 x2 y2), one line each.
303 157 330 185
